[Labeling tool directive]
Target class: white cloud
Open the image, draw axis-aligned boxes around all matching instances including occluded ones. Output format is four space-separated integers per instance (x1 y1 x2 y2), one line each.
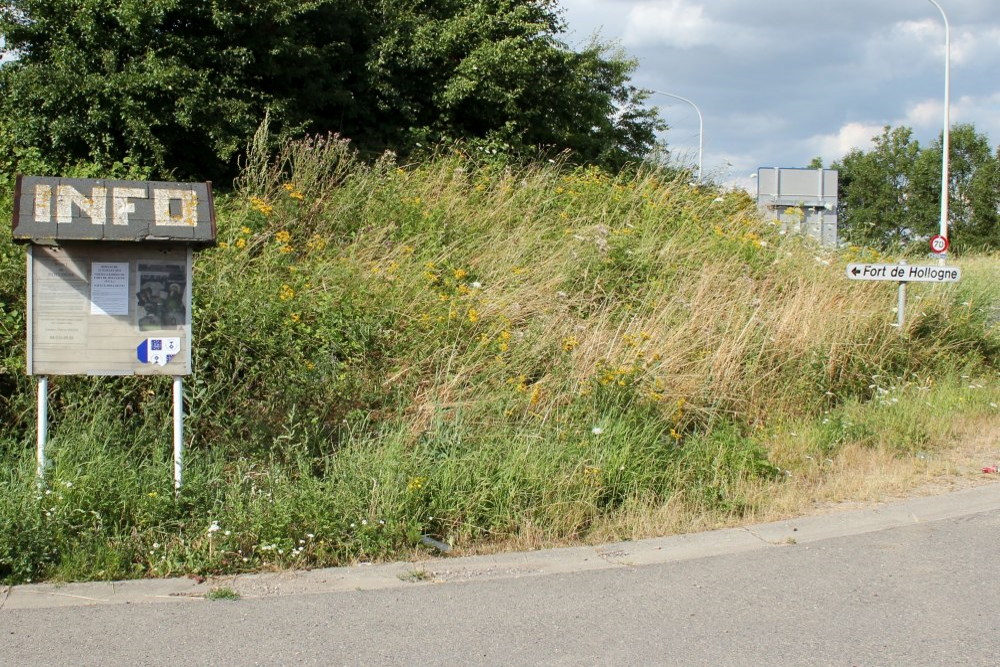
904 99 943 129
623 1 713 48
622 1 755 50
873 21 1000 70
805 123 886 162
952 28 1000 66
903 93 1000 137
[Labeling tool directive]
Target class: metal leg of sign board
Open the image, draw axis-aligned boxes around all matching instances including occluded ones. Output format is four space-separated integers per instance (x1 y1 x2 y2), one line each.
173 376 184 494
897 262 907 330
896 282 905 329
36 376 49 485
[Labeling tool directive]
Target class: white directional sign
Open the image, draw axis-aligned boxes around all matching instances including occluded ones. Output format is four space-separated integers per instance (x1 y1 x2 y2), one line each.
845 263 961 283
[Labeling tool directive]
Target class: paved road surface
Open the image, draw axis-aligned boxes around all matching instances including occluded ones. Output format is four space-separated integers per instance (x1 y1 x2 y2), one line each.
3 484 1000 665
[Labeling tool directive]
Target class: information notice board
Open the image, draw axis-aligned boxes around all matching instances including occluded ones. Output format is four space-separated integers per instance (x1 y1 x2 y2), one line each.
27 242 193 375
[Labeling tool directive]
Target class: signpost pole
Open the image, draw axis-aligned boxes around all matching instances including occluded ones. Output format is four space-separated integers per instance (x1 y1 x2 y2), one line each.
897 281 907 329
173 376 184 494
897 261 907 329
36 376 48 483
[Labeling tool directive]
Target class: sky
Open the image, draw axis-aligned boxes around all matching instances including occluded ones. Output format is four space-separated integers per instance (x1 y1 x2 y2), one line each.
558 0 1000 190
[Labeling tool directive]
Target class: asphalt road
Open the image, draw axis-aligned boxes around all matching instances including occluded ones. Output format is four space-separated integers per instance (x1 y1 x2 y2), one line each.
3 484 1000 666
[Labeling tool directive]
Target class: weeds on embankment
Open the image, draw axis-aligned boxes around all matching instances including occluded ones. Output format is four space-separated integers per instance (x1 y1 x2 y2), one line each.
1 135 998 584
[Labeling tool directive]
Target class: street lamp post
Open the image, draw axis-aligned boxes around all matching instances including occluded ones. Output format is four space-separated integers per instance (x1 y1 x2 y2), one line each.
926 0 951 257
651 90 703 183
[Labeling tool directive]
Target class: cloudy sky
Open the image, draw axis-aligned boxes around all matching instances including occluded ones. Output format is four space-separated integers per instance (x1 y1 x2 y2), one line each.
559 0 1000 188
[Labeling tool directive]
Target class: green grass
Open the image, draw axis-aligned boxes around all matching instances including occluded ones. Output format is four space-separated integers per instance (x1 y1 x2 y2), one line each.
205 587 241 601
1 136 998 584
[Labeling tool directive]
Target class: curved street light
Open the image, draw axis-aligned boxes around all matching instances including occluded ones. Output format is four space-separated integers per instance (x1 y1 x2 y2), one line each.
651 90 703 183
925 0 951 256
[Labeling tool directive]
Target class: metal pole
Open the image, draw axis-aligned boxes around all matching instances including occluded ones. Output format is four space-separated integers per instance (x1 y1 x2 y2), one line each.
173 376 183 494
896 261 908 329
926 0 951 263
651 90 704 183
897 281 907 329
36 376 48 482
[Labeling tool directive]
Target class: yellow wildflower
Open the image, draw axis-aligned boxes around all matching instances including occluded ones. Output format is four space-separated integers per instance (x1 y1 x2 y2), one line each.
306 235 327 252
562 336 579 352
467 308 479 324
529 385 541 407
279 284 295 301
235 238 247 249
453 268 468 280
275 230 291 244
249 197 273 216
508 375 528 392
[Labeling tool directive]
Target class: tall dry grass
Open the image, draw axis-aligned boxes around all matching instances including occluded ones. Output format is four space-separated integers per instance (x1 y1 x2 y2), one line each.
0 134 997 583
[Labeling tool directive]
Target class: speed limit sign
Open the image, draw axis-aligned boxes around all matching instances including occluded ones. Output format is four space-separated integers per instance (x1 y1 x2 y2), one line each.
930 234 949 254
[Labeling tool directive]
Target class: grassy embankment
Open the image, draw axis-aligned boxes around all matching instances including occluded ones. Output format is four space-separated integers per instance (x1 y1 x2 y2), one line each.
1 134 998 584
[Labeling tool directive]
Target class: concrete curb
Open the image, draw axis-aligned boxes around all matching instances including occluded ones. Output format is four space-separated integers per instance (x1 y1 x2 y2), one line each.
4 482 999 611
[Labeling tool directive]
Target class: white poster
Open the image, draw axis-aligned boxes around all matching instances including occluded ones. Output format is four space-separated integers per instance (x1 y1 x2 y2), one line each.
90 262 130 316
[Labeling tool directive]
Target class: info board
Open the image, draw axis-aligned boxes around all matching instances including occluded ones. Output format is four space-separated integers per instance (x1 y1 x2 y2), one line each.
27 242 193 375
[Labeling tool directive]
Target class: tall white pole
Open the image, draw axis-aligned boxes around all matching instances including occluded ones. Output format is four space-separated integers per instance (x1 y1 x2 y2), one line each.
926 0 951 257
173 376 184 494
651 90 704 183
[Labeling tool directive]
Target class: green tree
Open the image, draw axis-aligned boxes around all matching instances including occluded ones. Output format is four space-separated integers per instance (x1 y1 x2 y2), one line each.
834 126 929 248
0 0 369 180
917 124 1000 251
834 123 1000 252
0 0 663 181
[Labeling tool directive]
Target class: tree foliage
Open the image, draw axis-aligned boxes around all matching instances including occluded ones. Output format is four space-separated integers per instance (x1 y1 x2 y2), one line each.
0 0 663 181
834 124 1000 253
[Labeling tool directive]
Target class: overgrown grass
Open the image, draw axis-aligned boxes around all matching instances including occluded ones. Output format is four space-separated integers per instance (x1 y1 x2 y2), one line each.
1 136 998 584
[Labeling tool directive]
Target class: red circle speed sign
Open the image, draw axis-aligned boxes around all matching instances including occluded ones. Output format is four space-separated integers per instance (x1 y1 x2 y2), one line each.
930 235 949 254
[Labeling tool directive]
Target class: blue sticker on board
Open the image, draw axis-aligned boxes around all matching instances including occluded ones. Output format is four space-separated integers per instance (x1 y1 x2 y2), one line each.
137 337 180 366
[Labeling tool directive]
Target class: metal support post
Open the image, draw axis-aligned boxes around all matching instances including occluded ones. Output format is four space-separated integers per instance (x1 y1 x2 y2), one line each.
36 376 49 483
897 281 907 329
173 376 184 494
897 260 907 330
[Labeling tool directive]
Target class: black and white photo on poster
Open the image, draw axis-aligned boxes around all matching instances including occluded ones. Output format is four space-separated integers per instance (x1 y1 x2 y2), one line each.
136 263 187 331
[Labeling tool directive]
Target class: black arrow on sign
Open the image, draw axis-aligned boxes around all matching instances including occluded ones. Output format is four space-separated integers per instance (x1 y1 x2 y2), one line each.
851 267 861 276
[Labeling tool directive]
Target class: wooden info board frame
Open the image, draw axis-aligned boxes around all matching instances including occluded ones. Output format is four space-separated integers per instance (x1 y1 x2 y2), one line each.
27 242 193 376
13 175 216 491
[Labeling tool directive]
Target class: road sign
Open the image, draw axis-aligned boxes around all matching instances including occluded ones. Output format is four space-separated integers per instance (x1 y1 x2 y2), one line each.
845 263 961 283
929 235 949 254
